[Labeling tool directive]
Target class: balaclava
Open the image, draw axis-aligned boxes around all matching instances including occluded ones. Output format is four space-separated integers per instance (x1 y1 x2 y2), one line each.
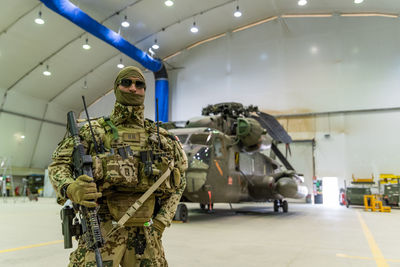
114 66 146 106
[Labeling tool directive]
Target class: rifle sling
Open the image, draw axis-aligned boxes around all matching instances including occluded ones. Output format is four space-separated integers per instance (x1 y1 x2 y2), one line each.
105 160 174 239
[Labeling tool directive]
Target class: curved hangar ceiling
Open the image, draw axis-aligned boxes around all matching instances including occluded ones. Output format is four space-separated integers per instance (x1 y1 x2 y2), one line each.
0 0 399 172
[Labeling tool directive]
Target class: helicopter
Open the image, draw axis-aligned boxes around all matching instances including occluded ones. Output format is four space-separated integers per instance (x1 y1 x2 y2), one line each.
168 102 308 222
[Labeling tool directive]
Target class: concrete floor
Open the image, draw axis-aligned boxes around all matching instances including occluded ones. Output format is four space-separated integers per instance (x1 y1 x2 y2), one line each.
0 198 399 267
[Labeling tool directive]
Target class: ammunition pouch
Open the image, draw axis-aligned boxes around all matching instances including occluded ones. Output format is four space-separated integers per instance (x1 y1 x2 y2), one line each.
172 167 181 188
106 193 155 226
154 157 180 193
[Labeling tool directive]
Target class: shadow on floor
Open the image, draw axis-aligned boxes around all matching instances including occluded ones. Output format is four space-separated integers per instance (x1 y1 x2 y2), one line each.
180 204 303 223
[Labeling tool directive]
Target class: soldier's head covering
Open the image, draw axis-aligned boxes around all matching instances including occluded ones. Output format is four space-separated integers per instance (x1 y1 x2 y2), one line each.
114 66 146 106
114 66 146 91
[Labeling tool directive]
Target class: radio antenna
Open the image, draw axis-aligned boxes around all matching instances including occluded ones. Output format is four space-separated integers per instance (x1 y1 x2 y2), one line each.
82 95 100 154
156 98 161 149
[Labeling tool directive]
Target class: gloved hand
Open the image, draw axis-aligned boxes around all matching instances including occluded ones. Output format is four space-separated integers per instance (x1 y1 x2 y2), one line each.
66 175 102 208
152 219 166 235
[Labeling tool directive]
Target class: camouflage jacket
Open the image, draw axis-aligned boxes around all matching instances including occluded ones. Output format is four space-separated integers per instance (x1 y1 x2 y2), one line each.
48 102 187 228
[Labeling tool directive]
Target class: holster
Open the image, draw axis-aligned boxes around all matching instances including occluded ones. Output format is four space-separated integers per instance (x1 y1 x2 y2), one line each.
60 205 81 249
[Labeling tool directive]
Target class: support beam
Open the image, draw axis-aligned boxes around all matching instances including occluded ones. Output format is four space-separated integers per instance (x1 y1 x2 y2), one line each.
274 106 400 119
29 104 49 168
0 108 66 127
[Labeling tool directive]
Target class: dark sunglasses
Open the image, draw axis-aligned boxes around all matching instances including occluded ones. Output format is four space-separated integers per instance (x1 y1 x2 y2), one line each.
119 79 146 89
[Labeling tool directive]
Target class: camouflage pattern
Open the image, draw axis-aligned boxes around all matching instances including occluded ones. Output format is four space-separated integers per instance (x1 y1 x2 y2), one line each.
68 220 166 267
48 101 187 266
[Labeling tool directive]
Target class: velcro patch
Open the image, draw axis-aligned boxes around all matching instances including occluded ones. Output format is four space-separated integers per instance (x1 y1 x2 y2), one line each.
123 132 140 142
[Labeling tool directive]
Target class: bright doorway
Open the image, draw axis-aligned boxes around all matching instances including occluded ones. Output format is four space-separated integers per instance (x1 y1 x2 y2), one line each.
322 177 339 206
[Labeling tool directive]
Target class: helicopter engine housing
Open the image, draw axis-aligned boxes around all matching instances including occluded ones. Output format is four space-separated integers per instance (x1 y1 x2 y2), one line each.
276 177 308 199
236 118 265 149
247 175 276 200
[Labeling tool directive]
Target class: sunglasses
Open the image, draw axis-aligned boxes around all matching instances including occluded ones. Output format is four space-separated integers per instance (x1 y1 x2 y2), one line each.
119 79 146 89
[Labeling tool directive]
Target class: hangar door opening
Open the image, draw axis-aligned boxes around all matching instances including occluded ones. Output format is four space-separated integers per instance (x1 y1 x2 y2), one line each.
278 140 314 201
322 177 339 206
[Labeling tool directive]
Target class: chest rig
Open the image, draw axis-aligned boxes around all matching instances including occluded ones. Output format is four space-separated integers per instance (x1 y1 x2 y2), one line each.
89 117 176 226
91 119 172 192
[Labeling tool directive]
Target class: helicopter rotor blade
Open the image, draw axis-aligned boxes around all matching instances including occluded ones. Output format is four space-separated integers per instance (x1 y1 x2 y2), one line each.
251 112 292 144
271 143 295 171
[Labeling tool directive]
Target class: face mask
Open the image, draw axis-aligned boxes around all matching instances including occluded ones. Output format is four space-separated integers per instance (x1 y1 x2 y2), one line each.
115 90 145 106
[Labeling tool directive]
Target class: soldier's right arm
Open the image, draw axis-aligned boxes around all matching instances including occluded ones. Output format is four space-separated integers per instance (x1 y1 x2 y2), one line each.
48 136 76 205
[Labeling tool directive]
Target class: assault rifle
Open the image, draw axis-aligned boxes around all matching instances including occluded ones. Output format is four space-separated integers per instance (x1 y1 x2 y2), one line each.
60 97 104 267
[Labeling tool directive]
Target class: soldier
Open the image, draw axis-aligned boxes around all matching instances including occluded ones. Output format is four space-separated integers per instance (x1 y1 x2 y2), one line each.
49 66 187 267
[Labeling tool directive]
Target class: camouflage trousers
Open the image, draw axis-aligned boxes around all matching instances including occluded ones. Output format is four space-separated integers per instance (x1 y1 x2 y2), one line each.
68 220 167 267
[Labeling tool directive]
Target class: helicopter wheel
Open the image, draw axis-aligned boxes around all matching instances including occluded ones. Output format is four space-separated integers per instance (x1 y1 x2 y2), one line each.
282 200 288 213
174 204 188 222
200 203 206 210
273 200 279 212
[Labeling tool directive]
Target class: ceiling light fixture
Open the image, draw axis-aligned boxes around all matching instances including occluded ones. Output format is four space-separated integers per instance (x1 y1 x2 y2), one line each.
165 0 174 7
82 38 91 50
190 22 199 33
148 47 155 57
234 6 242 18
117 58 125 69
152 39 159 50
35 11 45 25
121 15 130 28
298 0 307 6
43 65 51 76
354 0 364 3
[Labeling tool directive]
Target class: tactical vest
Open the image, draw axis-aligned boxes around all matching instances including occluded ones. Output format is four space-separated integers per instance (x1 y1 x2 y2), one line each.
88 117 181 226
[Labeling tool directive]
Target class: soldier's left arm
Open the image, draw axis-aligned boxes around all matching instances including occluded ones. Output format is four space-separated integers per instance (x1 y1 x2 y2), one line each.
48 136 76 205
154 137 188 231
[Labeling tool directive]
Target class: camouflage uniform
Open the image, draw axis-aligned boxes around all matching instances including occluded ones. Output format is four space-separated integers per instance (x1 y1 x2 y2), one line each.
49 101 187 267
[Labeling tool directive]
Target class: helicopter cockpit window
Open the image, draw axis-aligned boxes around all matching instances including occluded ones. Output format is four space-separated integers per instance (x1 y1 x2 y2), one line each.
176 134 188 144
190 146 211 168
213 137 224 158
189 133 212 145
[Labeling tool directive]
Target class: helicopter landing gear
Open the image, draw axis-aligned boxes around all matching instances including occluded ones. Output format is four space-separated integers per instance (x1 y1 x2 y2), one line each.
273 199 288 213
200 203 213 213
282 200 288 213
174 204 188 222
207 203 214 213
273 200 279 212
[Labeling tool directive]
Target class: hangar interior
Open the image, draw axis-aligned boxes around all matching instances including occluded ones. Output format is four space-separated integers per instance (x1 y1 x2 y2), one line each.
1 0 400 266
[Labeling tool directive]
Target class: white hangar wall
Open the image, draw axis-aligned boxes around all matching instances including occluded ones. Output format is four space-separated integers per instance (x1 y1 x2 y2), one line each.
168 17 400 117
164 16 400 192
0 87 69 173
